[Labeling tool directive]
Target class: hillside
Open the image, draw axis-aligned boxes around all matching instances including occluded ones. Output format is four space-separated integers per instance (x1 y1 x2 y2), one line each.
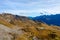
32 14 60 26
0 13 60 40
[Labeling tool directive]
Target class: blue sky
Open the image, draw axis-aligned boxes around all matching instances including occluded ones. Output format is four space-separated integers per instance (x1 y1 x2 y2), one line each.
0 0 60 17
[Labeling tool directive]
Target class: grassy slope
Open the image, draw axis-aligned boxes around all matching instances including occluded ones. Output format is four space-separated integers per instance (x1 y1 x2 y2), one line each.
0 14 60 40
0 16 15 28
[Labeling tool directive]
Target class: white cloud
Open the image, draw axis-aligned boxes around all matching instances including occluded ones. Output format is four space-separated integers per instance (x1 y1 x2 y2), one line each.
0 0 60 16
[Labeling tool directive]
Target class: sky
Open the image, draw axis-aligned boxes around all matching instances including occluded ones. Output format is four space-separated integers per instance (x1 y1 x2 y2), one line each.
0 0 60 17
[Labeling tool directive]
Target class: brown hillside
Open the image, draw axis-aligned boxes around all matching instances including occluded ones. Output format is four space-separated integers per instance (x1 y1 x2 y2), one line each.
0 13 60 40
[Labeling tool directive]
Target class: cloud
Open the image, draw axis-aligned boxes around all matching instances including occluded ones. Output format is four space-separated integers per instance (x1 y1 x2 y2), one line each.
0 0 60 16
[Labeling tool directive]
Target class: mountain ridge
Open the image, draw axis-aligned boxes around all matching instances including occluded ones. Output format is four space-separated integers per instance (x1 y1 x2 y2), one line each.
0 13 60 40
32 14 60 26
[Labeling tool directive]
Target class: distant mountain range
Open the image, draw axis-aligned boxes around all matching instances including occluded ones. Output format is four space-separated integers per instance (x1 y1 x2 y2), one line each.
32 14 60 26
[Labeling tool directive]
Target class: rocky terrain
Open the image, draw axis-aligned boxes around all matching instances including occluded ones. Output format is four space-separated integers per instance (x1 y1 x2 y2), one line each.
0 13 60 40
